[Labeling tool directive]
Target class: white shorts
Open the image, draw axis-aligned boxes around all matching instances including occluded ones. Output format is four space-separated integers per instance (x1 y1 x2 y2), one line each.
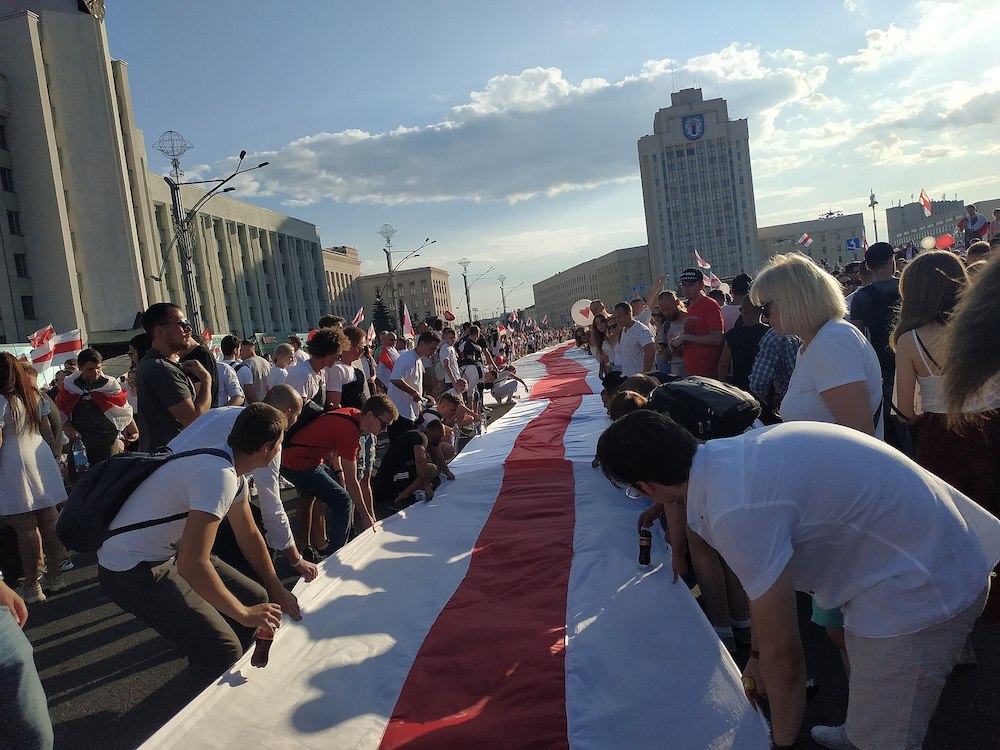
460 364 482 394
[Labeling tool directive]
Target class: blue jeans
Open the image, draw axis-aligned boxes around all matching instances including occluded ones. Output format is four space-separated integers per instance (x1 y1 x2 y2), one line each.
280 464 354 553
0 607 53 750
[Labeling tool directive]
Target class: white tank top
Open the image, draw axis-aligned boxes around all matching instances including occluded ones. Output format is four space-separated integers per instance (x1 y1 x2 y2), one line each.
912 329 1000 414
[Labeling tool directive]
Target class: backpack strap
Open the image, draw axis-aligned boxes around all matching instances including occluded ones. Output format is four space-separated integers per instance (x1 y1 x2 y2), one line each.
105 448 238 540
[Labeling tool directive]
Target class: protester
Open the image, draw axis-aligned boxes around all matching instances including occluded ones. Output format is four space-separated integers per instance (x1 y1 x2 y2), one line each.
849 242 899 413
236 340 272 402
287 335 309 364
283 328 346 403
597 410 1000 750
136 303 213 451
455 326 495 413
656 290 688 377
386 331 441 440
674 268 725 377
180 338 222 410
23 366 62 460
590 313 616 378
0 354 70 603
325 326 371 410
721 273 752 332
372 422 440 516
611 302 655 376
717 297 769 391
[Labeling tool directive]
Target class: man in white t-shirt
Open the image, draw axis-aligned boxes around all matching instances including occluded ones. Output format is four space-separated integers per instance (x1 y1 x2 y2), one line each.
167 386 318 584
287 335 309 364
214 360 245 408
265 344 294 393
438 328 462 393
597 412 1000 750
97 404 302 677
220 335 253 395
387 331 441 440
612 301 655 375
283 328 346 403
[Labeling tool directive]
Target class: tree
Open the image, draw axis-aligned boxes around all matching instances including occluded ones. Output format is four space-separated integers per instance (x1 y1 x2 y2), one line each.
373 296 395 333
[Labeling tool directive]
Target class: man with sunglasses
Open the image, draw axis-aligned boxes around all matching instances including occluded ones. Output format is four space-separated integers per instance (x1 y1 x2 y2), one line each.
280 394 398 548
137 302 214 451
672 268 725 378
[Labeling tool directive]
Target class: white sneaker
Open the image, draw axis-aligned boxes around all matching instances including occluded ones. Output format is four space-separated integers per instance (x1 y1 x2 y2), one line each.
18 581 46 604
810 723 854 750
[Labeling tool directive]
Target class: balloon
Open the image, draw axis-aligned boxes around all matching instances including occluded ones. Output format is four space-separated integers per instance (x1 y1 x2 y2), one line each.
935 234 954 249
571 299 593 327
920 236 936 250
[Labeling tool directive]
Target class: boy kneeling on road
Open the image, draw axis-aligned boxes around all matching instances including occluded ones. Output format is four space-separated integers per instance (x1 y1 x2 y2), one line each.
97 403 298 678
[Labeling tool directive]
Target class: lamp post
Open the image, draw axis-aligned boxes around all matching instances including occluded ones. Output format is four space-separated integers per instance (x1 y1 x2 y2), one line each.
498 274 507 317
379 224 435 331
152 130 269 335
459 257 472 324
869 190 879 243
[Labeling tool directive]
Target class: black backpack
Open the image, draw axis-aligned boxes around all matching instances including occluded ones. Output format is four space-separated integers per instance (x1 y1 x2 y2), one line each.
647 376 761 439
56 448 232 553
855 283 900 377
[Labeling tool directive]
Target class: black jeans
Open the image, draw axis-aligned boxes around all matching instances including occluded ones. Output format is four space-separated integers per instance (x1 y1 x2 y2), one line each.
98 555 267 675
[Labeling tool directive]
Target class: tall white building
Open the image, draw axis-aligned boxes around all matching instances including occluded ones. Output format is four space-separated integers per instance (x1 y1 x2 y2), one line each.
638 88 759 283
0 0 328 346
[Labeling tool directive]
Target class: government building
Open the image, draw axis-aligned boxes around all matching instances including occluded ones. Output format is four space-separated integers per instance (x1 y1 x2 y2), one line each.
637 88 760 283
0 0 329 347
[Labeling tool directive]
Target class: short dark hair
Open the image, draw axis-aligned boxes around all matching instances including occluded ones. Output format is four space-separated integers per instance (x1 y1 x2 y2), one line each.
417 331 441 348
221 335 240 357
318 315 344 329
287 335 303 350
306 328 347 359
227 402 287 454
596 410 698 489
614 301 632 314
141 302 181 334
78 348 102 367
609 390 648 420
731 273 753 295
240 339 254 348
967 241 990 259
343 326 365 347
362 393 398 422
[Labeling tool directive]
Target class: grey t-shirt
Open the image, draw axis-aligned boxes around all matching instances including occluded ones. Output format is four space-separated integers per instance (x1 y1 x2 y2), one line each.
136 349 195 451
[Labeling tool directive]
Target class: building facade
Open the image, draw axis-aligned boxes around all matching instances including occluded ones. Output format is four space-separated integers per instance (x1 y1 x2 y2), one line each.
356 266 452 329
322 246 362 322
757 212 867 269
532 245 651 327
885 197 1000 248
638 88 759 283
0 0 328 346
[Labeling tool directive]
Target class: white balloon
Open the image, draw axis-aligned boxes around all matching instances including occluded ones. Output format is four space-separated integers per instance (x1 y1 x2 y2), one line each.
571 299 593 327
920 236 936 250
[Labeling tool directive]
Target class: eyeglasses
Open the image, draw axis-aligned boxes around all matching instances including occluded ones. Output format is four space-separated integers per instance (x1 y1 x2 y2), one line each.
624 484 644 500
761 301 775 318
156 318 192 330
376 415 393 432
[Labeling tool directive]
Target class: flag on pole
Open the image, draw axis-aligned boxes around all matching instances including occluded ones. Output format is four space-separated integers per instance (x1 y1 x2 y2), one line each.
919 189 933 218
709 273 722 290
29 328 83 380
694 250 712 270
366 323 376 343
797 233 814 248
401 303 416 339
497 324 506 335
542 315 549 325
509 309 518 323
29 324 55 349
351 306 365 326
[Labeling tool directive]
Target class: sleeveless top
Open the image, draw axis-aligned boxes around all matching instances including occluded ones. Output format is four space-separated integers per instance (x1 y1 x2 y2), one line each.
912 329 1000 414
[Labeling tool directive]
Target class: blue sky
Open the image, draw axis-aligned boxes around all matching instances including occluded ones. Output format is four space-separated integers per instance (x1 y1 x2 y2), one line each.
107 1 1000 317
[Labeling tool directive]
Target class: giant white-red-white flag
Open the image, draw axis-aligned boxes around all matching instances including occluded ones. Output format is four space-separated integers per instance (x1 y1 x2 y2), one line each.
919 189 933 218
694 249 712 270
352 307 365 326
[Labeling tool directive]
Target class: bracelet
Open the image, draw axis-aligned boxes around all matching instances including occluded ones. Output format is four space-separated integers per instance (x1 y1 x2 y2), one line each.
290 554 303 567
749 648 761 659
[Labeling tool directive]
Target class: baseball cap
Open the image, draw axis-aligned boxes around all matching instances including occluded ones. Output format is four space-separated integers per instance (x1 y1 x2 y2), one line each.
864 242 895 268
679 268 703 284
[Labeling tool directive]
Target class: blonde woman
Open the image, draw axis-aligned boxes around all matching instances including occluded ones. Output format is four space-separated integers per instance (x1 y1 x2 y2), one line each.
752 253 883 750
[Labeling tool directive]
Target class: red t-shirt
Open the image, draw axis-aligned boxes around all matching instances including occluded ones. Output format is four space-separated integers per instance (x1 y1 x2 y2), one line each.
683 295 725 377
281 407 361 471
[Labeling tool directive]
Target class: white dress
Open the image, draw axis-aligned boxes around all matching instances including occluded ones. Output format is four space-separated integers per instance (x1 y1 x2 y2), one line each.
0 394 67 515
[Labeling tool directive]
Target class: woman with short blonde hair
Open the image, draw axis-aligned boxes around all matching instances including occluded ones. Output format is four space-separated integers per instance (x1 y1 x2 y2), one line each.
750 253 847 338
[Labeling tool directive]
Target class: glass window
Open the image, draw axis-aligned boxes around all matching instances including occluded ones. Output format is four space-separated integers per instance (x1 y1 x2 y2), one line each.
14 253 28 277
21 295 36 320
0 167 13 192
7 210 23 236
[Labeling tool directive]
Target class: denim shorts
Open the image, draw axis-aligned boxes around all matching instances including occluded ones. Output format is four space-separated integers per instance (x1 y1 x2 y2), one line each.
357 434 376 478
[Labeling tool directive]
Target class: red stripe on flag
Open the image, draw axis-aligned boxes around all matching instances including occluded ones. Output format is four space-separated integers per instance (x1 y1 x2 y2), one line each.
530 344 592 400
379 347 589 749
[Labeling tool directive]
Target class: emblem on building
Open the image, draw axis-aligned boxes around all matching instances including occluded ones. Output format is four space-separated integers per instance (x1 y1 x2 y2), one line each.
682 114 705 140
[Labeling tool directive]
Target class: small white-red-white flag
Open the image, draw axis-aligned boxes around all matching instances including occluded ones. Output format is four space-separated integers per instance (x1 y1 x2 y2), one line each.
351 307 365 326
919 189 933 218
509 309 518 323
30 329 83 371
497 324 506 335
29 324 55 349
694 249 712 270
797 233 814 248
366 323 376 343
401 303 416 339
709 273 722 290
542 315 549 325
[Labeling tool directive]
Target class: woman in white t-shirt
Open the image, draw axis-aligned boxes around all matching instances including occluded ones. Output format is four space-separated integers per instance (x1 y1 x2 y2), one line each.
752 252 883 730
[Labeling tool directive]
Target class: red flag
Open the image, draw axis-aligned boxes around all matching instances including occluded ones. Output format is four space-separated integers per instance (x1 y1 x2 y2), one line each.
444 310 456 322
29 325 55 349
202 328 213 343
694 250 712 270
402 303 416 339
352 307 365 326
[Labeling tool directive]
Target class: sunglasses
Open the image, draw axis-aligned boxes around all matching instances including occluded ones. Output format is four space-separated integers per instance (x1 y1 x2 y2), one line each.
624 484 644 500
377 415 393 432
761 301 775 317
156 318 192 330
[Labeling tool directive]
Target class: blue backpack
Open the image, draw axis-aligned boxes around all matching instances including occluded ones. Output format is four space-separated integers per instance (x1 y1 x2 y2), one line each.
56 448 232 553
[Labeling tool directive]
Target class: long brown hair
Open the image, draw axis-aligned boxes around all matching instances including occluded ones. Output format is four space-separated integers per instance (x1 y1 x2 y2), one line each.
891 251 968 349
0 353 42 435
943 257 1000 424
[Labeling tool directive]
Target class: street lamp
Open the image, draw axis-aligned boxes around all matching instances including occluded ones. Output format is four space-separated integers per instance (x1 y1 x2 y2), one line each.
458 257 472 324
379 225 435 331
152 130 269 335
869 190 880 243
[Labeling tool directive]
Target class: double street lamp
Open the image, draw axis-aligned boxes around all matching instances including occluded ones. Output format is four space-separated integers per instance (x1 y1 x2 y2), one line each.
151 131 269 335
458 258 494 325
497 275 523 317
378 224 435 331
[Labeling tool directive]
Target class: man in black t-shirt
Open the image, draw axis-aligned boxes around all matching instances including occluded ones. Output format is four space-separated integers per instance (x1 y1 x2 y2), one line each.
719 298 769 391
372 426 440 518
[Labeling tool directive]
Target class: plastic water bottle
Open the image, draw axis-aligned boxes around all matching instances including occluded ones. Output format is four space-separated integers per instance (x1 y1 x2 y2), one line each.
414 489 428 503
71 438 89 473
251 626 274 667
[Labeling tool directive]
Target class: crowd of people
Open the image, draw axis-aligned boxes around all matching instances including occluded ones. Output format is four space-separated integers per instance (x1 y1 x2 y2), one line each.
583 236 1000 750
0 300 565 748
